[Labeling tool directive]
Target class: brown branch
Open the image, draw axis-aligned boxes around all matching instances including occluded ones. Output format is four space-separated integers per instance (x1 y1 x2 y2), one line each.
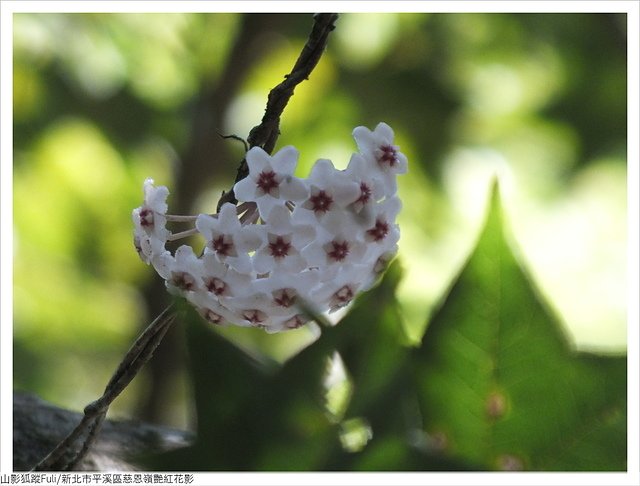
32 306 176 471
14 392 193 471
217 13 339 211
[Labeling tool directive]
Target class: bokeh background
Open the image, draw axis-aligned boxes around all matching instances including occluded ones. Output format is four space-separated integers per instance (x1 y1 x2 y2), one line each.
13 13 627 430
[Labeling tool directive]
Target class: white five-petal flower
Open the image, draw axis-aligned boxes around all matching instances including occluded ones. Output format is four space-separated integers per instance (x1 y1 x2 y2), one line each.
301 210 368 269
352 122 408 195
301 158 360 217
233 145 308 218
344 153 386 214
313 263 372 313
252 205 316 274
132 178 171 263
196 203 263 274
154 245 204 296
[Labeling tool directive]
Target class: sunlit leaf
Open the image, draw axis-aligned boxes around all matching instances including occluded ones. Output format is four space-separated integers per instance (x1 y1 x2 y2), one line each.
323 262 485 471
413 182 626 471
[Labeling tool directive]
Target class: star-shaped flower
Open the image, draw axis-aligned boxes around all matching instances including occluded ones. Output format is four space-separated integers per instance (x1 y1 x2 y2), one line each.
234 145 308 218
363 196 402 246
154 245 204 296
300 158 360 218
188 291 243 328
133 178 169 231
196 203 263 274
252 205 316 274
253 267 321 308
301 211 368 269
134 232 169 265
313 263 372 312
199 252 252 300
343 153 385 214
132 178 170 263
352 122 408 195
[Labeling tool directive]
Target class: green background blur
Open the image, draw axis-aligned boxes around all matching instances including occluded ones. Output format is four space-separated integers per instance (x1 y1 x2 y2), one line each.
13 13 626 431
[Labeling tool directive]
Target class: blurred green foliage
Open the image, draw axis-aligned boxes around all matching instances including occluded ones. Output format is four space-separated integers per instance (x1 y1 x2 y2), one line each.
13 12 627 468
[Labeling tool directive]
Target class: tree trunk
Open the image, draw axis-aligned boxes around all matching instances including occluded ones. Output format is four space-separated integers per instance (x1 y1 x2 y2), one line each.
12 391 194 471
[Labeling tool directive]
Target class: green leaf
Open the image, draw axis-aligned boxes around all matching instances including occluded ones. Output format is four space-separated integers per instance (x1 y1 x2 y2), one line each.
413 182 626 471
322 261 487 471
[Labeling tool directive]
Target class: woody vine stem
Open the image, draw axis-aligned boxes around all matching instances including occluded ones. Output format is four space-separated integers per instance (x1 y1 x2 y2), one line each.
32 12 339 472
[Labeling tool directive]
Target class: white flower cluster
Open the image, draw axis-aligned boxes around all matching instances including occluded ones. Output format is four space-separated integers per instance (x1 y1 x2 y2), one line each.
133 122 407 333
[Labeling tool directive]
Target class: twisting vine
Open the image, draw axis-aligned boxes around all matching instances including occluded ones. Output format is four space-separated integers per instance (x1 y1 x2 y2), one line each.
32 12 339 472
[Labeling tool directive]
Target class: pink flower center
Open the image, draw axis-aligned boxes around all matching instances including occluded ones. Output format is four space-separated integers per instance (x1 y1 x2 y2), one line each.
204 277 227 295
268 235 292 260
170 271 196 291
203 309 224 325
273 288 296 308
326 240 350 262
243 309 267 325
308 190 333 214
377 144 399 167
331 285 355 309
139 207 154 227
366 219 389 242
256 170 279 196
284 314 307 329
357 182 372 206
211 235 235 257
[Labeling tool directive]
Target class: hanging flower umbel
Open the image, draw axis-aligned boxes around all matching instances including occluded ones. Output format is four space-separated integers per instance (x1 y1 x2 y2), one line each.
132 122 407 333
